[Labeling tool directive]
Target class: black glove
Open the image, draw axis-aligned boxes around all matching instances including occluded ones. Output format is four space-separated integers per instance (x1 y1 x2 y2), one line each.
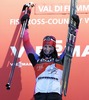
72 14 80 29
22 4 28 11
20 14 29 29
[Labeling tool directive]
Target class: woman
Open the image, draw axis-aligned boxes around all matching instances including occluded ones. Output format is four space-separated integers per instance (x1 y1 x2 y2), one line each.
21 3 80 100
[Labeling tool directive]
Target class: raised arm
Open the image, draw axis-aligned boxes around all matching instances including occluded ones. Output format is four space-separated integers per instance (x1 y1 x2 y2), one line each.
59 14 80 64
21 3 39 66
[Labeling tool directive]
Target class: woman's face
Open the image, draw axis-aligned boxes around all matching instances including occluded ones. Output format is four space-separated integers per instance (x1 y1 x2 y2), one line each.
43 44 54 55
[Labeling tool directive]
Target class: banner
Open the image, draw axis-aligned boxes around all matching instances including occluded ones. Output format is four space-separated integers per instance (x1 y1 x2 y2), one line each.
0 0 89 100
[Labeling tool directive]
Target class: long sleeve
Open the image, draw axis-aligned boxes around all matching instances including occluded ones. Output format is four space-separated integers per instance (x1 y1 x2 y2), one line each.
23 29 39 66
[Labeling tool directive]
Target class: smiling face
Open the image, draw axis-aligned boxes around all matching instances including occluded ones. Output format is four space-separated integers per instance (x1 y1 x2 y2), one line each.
42 36 56 58
43 44 54 55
